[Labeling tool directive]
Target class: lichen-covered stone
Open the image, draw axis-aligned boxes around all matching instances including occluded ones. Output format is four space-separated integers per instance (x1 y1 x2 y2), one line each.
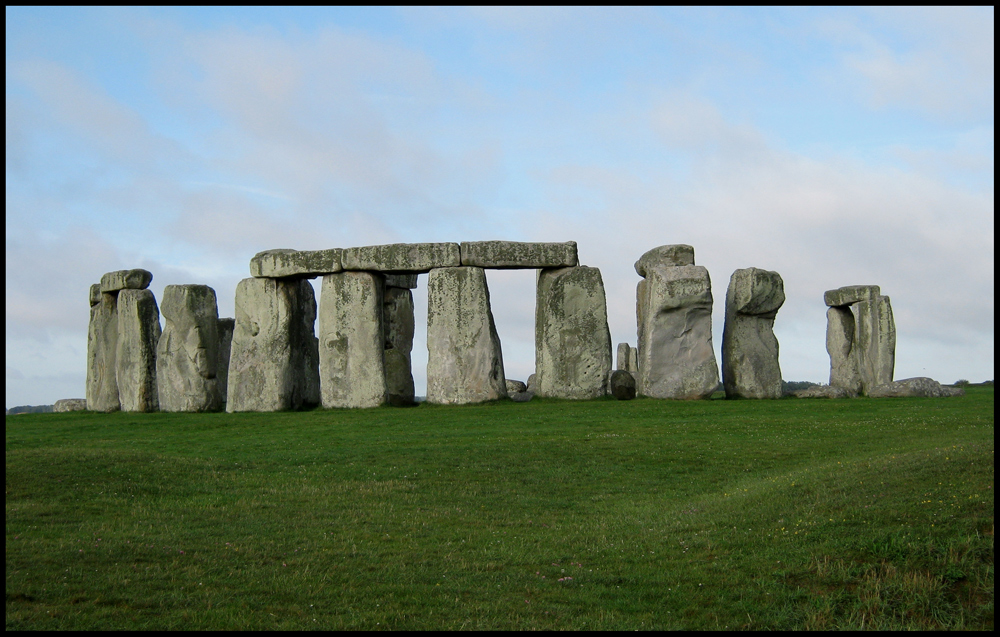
384 286 415 406
827 306 861 395
100 269 153 293
636 264 719 399
86 292 120 412
460 241 578 269
217 318 235 405
250 248 342 278
156 285 223 412
610 370 637 400
634 244 695 277
426 267 506 404
867 377 964 398
116 289 161 412
342 243 461 273
535 266 612 399
318 272 387 409
227 277 320 412
722 268 784 399
855 295 895 394
793 384 853 399
824 285 880 307
506 379 527 394
53 398 87 412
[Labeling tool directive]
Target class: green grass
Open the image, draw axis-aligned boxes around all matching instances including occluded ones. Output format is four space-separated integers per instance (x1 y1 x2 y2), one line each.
6 388 993 630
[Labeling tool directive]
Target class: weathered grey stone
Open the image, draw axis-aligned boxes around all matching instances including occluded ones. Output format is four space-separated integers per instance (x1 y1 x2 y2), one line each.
827 306 862 395
53 398 87 412
426 266 507 404
867 377 964 398
89 284 101 306
722 268 784 399
634 244 695 278
637 264 719 399
506 379 527 394
824 285 880 308
526 373 537 393
100 269 153 293
460 241 578 269
610 370 637 400
86 292 120 412
319 272 388 409
616 343 631 371
855 295 895 395
793 384 853 399
385 273 419 289
384 286 416 406
510 390 534 402
156 285 223 412
116 289 161 412
217 318 235 405
250 248 342 278
342 243 461 273
535 266 612 399
227 277 321 412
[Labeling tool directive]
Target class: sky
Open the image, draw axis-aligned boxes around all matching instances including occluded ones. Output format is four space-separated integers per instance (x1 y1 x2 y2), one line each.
5 6 994 408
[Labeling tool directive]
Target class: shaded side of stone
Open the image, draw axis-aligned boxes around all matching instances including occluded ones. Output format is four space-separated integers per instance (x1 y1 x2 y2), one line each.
384 286 415 406
506 379 527 394
460 241 578 269
250 248 342 278
867 377 964 398
116 289 161 412
827 306 861 395
610 369 637 400
227 278 320 412
855 295 895 395
535 266 612 399
426 266 507 404
90 284 101 306
217 318 235 406
54 398 87 412
319 272 388 409
634 244 695 278
342 243 461 273
722 268 784 399
100 269 153 293
824 285 880 307
86 292 120 412
384 274 419 289
156 284 222 412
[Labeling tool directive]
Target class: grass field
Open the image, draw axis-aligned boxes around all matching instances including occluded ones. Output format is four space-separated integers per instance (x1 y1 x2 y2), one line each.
6 388 994 630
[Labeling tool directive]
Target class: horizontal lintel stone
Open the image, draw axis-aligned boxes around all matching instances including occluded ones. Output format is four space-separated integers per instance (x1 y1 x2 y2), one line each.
250 248 342 278
100 269 153 293
341 243 460 273
460 241 578 269
824 285 881 307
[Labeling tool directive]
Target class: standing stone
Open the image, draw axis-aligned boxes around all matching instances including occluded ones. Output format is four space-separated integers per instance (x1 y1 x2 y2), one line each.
227 277 320 412
318 272 388 409
86 292 120 412
616 343 631 371
610 370 637 400
636 252 719 400
116 289 161 412
535 266 612 399
217 318 235 405
826 306 861 396
156 285 223 412
384 285 416 406
855 295 895 395
426 267 507 404
722 268 785 399
89 284 101 306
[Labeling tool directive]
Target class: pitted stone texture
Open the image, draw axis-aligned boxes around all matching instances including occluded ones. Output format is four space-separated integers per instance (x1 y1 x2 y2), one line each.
54 398 87 412
855 295 895 394
384 286 415 406
217 318 235 405
426 267 507 404
460 241 578 269
827 306 861 395
824 285 880 308
722 268 784 399
319 272 388 409
385 274 419 289
90 284 101 306
506 379 527 394
86 293 120 412
156 285 223 412
227 277 321 412
793 385 853 399
100 269 153 293
535 266 612 399
610 370 637 400
342 243 460 273
634 244 695 278
868 377 964 398
637 264 719 399
116 289 161 412
250 248 342 278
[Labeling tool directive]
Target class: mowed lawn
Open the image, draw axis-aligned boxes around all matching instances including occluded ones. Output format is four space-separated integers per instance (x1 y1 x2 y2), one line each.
6 387 994 630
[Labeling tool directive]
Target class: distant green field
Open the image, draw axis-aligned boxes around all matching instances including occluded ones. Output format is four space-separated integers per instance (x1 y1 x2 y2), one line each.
6 388 993 630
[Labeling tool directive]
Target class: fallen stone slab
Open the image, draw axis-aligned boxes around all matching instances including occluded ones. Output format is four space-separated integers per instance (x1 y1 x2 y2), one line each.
86 293 120 412
116 289 161 412
342 243 461 273
824 285 880 307
157 285 223 412
634 244 695 277
793 384 854 399
460 241 578 269
510 391 534 403
250 248 342 278
722 268 785 399
610 370 637 400
53 398 87 412
506 379 527 394
100 269 153 293
867 377 963 398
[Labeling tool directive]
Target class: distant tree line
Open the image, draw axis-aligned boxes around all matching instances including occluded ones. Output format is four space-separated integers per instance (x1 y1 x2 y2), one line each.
6 405 54 415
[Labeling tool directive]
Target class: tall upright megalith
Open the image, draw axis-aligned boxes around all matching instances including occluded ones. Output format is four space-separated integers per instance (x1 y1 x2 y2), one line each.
217 318 235 406
116 289 161 412
426 266 507 404
535 266 612 399
227 277 321 412
157 285 223 412
826 306 861 395
86 290 120 412
722 268 785 399
635 245 719 399
318 271 388 408
384 284 416 406
855 295 895 395
824 285 895 396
